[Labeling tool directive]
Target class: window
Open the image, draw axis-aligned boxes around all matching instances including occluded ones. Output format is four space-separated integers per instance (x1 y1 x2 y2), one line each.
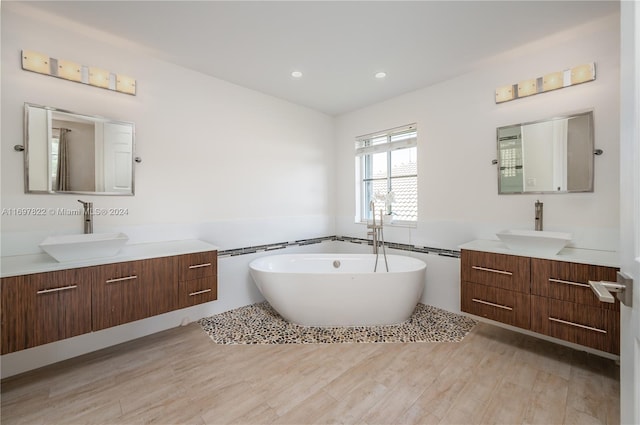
355 124 417 224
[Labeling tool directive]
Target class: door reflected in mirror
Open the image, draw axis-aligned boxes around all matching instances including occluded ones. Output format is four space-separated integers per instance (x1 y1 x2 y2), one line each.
497 111 594 194
24 103 135 195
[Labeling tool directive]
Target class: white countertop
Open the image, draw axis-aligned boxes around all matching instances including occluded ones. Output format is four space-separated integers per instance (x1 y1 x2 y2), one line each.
1 239 219 278
459 239 619 268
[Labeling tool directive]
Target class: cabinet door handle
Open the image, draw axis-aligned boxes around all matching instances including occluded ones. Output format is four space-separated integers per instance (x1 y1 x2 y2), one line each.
37 285 77 294
548 278 590 288
189 288 212 297
188 263 212 269
471 266 513 276
472 298 513 311
548 317 607 334
106 275 138 284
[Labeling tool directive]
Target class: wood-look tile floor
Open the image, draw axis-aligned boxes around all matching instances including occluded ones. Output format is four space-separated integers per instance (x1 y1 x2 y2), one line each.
1 322 619 425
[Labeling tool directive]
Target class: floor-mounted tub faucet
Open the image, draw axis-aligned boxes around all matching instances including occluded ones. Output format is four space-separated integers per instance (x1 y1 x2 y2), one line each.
78 199 93 234
367 200 379 254
367 201 388 272
535 200 543 231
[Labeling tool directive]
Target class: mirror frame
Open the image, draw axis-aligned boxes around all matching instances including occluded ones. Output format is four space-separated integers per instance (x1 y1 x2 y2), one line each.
496 110 595 195
23 103 136 196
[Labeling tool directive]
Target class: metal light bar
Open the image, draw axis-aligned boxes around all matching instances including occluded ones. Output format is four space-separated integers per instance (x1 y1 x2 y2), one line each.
495 62 595 104
21 49 136 96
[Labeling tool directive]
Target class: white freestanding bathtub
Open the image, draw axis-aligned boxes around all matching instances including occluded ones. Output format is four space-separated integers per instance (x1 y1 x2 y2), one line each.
249 253 426 327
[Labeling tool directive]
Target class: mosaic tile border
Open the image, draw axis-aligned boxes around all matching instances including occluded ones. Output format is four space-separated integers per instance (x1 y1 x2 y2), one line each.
199 301 477 345
218 235 460 259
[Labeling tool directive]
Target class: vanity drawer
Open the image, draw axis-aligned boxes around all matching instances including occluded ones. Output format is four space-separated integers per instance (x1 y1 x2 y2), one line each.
92 260 147 330
179 251 217 281
92 257 177 331
531 259 619 310
178 277 217 308
1 269 92 354
461 281 530 329
461 250 530 293
531 295 619 354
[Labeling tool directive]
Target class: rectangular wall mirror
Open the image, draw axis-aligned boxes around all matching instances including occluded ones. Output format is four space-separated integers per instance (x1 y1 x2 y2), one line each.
497 110 594 194
24 103 135 195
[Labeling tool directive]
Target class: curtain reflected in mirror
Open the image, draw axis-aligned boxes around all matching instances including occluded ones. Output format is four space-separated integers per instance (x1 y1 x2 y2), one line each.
55 128 70 191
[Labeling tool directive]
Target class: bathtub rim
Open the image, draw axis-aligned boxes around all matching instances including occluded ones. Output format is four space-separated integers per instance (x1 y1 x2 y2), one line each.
248 252 427 274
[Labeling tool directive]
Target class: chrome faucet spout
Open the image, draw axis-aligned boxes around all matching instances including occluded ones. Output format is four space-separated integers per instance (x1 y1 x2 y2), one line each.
78 199 93 234
535 200 543 231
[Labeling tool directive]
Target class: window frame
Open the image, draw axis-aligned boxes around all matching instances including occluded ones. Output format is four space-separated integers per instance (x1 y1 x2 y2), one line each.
355 124 418 226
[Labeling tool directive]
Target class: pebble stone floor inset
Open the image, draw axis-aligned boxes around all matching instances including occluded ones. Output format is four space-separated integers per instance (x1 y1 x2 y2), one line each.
199 301 477 345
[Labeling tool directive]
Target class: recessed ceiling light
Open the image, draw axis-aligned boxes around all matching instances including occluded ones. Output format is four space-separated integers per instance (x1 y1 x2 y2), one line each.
375 72 387 79
291 71 303 78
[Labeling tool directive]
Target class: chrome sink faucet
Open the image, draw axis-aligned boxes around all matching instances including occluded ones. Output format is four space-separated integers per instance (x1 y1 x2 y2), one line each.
535 200 543 231
78 200 93 234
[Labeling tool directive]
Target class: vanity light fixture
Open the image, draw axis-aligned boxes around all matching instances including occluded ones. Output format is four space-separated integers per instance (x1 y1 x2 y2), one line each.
517 78 538 97
542 71 564 91
88 67 111 89
116 74 137 95
21 50 50 74
55 59 83 82
21 50 137 96
494 85 515 103
495 62 595 104
570 63 596 84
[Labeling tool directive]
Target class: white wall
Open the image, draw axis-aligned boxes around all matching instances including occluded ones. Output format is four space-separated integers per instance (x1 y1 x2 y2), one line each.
335 13 621 252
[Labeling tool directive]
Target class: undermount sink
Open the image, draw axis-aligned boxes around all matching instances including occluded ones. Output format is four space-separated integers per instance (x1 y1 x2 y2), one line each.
39 232 129 262
496 229 572 256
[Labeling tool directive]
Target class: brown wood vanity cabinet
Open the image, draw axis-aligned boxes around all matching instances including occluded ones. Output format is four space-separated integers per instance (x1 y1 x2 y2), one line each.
460 249 620 355
91 257 178 331
1 250 218 354
460 250 531 329
1 268 92 354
